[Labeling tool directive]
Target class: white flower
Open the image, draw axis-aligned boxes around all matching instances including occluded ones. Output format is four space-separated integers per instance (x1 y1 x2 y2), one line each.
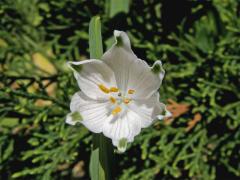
66 30 171 152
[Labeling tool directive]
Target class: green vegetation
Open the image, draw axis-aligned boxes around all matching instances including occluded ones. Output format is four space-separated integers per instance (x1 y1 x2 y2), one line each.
0 0 239 179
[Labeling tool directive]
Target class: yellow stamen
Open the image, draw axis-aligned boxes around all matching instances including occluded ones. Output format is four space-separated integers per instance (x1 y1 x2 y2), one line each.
123 98 131 104
112 106 122 115
128 89 135 94
109 96 116 104
98 84 110 94
109 87 119 92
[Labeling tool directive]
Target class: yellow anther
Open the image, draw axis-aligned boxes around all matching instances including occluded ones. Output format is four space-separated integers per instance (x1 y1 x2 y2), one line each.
123 98 131 104
112 106 122 115
110 87 119 92
128 89 135 94
109 96 116 104
98 84 110 94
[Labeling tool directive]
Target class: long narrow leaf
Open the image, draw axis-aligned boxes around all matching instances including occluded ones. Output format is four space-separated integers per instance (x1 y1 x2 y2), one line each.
89 16 113 180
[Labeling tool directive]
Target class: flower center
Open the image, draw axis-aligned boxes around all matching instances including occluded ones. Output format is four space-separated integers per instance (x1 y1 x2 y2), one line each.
98 84 135 116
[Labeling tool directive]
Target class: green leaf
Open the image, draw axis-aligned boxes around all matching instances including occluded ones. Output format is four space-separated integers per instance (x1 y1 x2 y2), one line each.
108 0 130 18
2 140 14 162
89 16 113 180
89 16 103 59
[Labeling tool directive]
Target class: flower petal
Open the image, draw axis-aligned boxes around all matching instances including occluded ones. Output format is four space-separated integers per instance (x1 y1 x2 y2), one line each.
128 93 171 128
102 30 165 98
68 91 111 133
127 60 165 100
113 138 128 153
102 92 169 151
68 60 117 100
154 102 172 120
66 111 83 125
128 93 158 128
102 109 141 150
101 30 138 92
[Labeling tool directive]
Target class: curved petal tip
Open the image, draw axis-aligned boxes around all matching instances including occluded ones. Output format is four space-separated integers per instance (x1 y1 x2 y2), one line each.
66 111 83 125
157 108 172 120
151 60 165 86
113 30 131 49
113 138 128 153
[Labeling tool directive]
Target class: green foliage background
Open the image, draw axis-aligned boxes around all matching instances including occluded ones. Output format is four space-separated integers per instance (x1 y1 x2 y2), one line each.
0 0 239 179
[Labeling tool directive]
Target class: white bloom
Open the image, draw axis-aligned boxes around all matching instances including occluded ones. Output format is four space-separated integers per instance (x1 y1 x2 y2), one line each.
66 30 171 152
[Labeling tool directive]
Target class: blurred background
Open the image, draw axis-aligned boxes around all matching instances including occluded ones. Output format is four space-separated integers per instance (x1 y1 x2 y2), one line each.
0 0 240 179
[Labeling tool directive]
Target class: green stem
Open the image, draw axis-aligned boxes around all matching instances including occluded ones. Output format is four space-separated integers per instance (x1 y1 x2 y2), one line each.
89 16 114 180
